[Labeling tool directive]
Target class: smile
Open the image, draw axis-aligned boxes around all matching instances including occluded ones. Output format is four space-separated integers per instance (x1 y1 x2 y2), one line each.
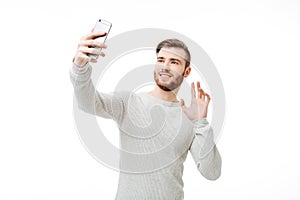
159 72 172 77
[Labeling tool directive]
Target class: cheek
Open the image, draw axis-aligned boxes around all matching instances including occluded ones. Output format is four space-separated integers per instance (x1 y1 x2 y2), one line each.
170 66 185 75
155 64 160 69
153 68 159 78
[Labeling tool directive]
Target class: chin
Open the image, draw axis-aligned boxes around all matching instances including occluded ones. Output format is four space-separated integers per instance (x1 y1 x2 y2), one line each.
157 82 176 92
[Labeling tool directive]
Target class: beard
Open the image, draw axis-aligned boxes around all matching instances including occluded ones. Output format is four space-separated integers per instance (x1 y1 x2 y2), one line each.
154 69 184 92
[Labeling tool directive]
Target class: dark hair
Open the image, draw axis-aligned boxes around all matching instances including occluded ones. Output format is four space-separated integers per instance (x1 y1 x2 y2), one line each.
156 39 191 68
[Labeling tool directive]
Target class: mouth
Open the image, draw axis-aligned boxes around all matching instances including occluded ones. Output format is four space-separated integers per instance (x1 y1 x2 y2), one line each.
159 72 172 78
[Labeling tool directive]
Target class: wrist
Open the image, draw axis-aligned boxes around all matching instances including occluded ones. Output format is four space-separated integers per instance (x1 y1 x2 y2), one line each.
192 117 208 124
71 62 90 75
192 118 209 132
199 109 208 119
199 114 207 119
72 57 88 68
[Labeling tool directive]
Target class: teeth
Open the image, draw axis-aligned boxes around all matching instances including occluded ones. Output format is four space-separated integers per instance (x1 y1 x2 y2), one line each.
160 73 171 77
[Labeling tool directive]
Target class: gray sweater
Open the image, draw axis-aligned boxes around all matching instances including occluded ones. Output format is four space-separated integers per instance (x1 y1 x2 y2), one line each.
70 63 222 200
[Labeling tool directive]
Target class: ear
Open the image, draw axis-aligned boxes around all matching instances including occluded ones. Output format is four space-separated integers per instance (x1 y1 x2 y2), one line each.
183 66 191 78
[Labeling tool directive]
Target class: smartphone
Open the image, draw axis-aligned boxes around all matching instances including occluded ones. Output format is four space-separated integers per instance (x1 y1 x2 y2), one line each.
88 19 112 60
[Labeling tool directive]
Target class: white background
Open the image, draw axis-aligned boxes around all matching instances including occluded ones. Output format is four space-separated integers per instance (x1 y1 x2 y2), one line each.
0 0 299 199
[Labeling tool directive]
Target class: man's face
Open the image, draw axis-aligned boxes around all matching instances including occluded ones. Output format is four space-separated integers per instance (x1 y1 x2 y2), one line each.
154 47 188 92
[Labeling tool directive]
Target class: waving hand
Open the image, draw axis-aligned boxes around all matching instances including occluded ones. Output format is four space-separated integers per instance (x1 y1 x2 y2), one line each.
180 81 211 120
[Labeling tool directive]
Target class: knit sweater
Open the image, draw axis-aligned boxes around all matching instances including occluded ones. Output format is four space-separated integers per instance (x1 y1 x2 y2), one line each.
69 63 222 200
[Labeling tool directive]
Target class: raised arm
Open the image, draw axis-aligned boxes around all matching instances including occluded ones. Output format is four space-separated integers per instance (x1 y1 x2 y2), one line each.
181 81 222 180
69 31 125 122
189 118 221 180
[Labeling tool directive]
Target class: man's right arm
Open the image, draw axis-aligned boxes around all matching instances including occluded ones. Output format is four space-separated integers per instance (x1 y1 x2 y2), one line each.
69 32 125 121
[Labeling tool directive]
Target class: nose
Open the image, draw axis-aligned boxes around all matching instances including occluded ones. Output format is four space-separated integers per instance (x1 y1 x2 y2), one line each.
159 64 171 74
162 60 170 69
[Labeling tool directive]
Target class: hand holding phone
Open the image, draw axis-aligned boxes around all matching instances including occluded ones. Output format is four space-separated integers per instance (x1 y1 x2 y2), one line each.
88 19 112 60
73 19 112 67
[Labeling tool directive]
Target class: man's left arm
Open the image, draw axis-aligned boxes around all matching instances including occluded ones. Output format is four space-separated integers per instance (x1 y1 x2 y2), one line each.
181 81 222 180
189 118 222 180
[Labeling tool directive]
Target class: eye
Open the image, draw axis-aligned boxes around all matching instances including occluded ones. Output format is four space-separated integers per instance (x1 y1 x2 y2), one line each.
157 59 164 63
171 61 179 65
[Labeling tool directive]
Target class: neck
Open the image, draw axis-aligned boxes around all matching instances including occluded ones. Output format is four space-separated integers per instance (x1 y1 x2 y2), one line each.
148 86 179 102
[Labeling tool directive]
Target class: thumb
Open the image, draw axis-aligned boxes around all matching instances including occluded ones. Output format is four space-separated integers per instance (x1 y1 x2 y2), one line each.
180 99 187 110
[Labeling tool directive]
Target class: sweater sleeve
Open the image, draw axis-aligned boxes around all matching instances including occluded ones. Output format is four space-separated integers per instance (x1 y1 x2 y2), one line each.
189 118 222 180
69 63 125 122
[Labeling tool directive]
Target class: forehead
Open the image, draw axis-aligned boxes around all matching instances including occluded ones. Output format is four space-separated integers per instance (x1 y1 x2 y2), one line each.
157 47 187 61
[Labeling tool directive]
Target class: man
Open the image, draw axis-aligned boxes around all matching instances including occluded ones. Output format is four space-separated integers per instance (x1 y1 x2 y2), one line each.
70 31 221 199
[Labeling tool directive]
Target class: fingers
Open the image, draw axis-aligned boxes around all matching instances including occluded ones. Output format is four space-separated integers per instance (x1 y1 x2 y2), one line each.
180 99 188 112
78 31 108 53
205 93 211 103
82 31 107 40
73 31 107 67
199 89 205 100
196 81 203 99
180 99 185 107
192 81 211 102
197 81 200 90
78 46 106 57
191 82 196 99
196 82 205 100
79 39 107 48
